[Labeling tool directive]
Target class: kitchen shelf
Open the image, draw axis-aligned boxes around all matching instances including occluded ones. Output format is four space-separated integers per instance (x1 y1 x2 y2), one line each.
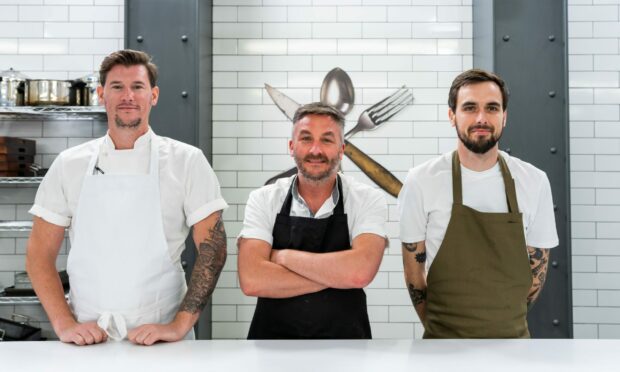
0 294 68 306
0 221 32 232
0 177 42 184
0 106 106 120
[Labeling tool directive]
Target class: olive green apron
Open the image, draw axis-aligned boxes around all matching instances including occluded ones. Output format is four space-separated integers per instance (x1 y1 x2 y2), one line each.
423 151 532 339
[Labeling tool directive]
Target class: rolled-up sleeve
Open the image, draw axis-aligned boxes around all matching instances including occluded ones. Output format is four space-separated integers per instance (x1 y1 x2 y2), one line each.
28 153 72 227
184 151 228 227
351 188 388 241
238 189 275 245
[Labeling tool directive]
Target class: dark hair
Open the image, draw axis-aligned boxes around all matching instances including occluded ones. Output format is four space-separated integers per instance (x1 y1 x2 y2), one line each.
448 69 509 112
99 49 158 87
293 102 345 133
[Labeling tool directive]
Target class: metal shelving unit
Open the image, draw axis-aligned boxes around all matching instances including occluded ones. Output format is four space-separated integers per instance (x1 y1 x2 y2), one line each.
0 177 43 184
0 106 106 120
0 221 33 232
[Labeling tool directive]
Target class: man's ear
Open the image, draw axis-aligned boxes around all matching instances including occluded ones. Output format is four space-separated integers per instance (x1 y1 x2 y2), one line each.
151 86 159 106
448 108 456 127
96 86 104 104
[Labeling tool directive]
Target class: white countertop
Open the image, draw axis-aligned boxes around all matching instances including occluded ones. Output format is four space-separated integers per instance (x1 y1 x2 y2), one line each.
1 339 618 372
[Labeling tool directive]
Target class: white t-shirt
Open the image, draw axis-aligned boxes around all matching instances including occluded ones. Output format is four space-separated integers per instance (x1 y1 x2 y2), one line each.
29 128 228 266
398 151 559 272
238 174 387 245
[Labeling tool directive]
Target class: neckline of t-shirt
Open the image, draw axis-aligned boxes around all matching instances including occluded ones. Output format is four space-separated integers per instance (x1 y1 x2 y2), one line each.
460 161 501 177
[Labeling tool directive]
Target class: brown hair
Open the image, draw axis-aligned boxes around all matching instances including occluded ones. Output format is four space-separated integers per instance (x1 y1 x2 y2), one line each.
293 102 345 136
99 49 158 87
448 69 509 112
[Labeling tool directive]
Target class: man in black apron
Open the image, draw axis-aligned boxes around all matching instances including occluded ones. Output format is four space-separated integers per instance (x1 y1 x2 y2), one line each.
238 102 387 339
398 69 558 338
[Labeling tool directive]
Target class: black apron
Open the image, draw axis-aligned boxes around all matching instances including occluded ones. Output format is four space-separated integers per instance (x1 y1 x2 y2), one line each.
247 176 372 339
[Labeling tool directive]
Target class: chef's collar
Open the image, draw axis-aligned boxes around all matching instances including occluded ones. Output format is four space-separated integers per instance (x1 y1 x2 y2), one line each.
291 174 340 218
103 127 153 151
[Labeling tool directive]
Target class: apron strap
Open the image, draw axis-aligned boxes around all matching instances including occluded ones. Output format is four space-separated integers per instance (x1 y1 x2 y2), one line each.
497 154 520 213
451 151 520 213
451 151 463 205
333 175 345 215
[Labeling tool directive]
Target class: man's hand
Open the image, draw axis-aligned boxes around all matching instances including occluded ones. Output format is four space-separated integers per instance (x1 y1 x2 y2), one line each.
127 321 186 346
55 318 107 346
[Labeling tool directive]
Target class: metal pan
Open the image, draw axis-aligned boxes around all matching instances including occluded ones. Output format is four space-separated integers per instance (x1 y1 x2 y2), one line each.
25 79 73 106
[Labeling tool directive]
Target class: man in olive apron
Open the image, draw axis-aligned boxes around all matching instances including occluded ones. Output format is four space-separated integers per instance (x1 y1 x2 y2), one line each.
26 50 228 346
398 69 559 338
238 102 387 339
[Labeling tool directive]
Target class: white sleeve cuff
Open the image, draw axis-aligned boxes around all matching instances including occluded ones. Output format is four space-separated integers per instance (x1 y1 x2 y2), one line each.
186 198 229 227
29 204 71 227
238 228 273 246
400 234 426 244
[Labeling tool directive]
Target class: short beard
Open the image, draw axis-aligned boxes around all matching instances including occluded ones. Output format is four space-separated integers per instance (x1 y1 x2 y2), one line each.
294 153 340 183
115 115 141 129
456 123 501 154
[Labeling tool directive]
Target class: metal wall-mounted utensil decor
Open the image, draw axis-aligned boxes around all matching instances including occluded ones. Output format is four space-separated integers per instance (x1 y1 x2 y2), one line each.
264 68 413 198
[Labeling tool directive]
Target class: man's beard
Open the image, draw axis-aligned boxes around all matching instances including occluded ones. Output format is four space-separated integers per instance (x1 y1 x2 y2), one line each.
456 121 502 154
115 115 141 129
294 153 340 182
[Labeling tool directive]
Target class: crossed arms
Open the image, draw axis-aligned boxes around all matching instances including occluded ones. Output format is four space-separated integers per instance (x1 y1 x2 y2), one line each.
238 233 386 298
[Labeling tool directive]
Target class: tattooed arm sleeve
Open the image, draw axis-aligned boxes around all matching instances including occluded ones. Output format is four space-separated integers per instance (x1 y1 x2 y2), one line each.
526 246 550 308
402 241 428 323
180 211 227 314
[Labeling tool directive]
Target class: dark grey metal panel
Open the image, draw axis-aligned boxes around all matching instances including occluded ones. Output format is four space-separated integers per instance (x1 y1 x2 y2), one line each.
473 0 572 338
125 0 213 339
125 0 197 146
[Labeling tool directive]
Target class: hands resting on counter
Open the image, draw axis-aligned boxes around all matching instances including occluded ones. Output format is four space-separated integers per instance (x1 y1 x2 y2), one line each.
55 316 190 346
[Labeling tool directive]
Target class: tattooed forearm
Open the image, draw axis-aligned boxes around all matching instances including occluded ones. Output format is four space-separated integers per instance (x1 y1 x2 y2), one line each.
407 283 427 306
415 251 426 263
403 242 418 252
180 212 227 314
526 247 550 306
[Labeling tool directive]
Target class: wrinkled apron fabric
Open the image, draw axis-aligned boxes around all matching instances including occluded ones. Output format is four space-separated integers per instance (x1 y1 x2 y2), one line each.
67 136 193 341
423 151 532 339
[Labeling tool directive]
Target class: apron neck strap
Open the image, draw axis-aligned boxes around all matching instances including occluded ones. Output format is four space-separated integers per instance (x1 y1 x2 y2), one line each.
451 151 463 205
85 134 160 177
497 154 519 213
451 151 520 213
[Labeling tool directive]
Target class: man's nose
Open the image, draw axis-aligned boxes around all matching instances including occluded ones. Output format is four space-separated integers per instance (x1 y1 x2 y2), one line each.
476 110 489 124
309 141 322 154
121 87 134 101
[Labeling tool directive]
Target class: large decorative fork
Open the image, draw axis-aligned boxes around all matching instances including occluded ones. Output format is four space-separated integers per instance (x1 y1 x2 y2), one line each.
265 86 413 195
344 86 413 140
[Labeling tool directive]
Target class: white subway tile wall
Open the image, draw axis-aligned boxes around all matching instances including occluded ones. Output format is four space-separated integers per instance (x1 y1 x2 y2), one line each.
569 2 620 338
0 0 618 340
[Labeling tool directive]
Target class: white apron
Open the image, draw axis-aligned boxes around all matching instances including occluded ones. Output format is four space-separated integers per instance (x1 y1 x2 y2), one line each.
66 136 194 341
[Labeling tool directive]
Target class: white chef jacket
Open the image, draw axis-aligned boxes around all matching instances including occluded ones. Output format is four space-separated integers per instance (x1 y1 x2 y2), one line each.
29 128 228 266
239 174 388 245
398 151 559 272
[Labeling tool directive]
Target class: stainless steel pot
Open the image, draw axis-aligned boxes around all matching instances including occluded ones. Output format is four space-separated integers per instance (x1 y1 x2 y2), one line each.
76 73 100 106
25 79 72 106
0 68 28 107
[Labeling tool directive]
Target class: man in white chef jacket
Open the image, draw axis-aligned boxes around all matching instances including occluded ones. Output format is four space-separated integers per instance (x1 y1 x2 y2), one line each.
25 49 228 346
